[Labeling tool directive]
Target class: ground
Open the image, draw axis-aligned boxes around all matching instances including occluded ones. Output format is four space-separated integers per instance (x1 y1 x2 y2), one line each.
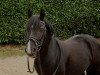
0 45 37 75
0 56 38 75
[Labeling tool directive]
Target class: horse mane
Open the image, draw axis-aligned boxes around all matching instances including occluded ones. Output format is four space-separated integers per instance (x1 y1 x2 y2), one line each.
44 18 54 36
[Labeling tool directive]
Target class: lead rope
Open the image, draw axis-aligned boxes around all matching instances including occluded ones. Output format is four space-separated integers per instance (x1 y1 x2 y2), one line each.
27 56 34 73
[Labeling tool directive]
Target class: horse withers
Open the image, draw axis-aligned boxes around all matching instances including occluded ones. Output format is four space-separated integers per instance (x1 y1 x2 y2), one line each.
25 9 100 75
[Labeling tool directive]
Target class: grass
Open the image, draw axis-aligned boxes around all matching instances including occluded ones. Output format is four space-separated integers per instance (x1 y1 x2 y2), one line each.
0 45 25 58
0 38 99 58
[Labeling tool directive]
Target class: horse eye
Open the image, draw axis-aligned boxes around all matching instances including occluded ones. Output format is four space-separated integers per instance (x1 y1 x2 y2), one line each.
40 21 45 26
39 21 46 31
31 25 34 29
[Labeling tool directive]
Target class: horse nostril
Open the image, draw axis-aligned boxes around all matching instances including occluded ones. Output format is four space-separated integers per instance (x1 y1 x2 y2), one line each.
33 48 36 51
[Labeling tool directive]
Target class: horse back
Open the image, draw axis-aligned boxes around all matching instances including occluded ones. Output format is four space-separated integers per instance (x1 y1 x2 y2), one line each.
57 34 100 75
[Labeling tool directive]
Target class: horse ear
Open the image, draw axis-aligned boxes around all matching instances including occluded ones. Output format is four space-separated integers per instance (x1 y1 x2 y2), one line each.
28 9 32 18
40 9 45 21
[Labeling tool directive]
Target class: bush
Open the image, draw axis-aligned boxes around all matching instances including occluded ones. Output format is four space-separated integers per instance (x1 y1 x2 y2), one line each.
0 0 99 44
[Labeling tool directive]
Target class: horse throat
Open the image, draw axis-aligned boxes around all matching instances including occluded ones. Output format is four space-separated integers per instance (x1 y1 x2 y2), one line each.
39 34 53 57
36 36 61 75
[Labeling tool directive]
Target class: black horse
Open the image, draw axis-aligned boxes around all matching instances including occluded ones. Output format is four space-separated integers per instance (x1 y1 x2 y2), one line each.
25 9 100 75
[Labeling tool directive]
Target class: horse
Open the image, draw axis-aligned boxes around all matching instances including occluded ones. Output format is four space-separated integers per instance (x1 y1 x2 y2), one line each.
25 9 100 75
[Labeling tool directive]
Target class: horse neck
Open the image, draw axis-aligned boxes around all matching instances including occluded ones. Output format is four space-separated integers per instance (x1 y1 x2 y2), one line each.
38 35 60 75
40 35 53 57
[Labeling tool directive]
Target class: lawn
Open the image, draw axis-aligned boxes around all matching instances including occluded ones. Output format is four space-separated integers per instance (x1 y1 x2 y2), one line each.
0 38 100 58
0 45 25 58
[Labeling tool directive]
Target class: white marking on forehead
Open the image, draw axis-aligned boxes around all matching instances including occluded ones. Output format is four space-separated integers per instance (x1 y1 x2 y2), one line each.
27 40 31 54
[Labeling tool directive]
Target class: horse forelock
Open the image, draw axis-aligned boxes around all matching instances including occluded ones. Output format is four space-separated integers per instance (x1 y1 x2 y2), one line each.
26 15 43 30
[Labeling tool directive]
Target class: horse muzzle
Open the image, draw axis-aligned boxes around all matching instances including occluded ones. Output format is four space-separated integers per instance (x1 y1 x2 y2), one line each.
25 48 37 58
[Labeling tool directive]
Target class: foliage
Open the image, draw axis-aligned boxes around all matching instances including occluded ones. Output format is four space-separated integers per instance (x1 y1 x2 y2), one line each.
0 0 99 43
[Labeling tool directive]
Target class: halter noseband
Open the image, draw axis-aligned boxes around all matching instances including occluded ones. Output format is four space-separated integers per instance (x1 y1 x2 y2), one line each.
28 37 42 52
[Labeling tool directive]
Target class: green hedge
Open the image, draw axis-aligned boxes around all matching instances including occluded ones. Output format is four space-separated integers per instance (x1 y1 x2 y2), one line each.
0 0 100 44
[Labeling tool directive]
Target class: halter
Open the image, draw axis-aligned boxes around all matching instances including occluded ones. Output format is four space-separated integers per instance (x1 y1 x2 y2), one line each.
28 37 42 51
26 25 45 73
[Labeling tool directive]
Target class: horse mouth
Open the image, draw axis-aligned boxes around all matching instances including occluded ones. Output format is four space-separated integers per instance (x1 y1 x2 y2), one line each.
26 52 36 58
